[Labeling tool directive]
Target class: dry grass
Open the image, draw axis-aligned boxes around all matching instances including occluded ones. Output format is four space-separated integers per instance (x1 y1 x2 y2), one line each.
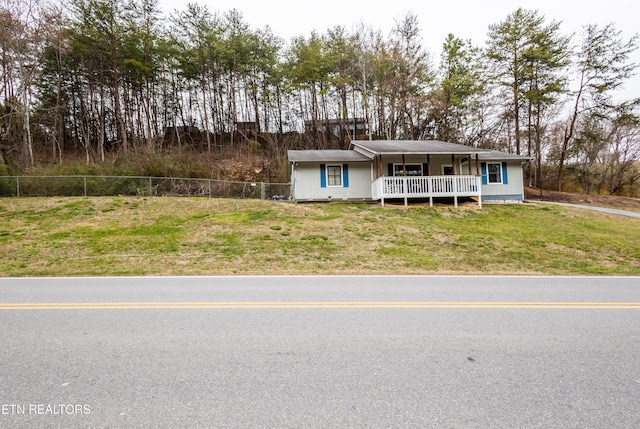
526 187 640 212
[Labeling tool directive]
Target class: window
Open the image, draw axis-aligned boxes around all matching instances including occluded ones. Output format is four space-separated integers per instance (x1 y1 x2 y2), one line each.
393 164 423 176
326 165 342 187
321 164 348 188
488 163 502 184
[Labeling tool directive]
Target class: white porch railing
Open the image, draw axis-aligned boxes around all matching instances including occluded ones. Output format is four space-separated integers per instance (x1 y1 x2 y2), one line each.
372 175 482 207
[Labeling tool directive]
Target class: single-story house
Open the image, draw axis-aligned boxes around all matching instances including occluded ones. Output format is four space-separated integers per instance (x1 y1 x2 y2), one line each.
288 140 531 206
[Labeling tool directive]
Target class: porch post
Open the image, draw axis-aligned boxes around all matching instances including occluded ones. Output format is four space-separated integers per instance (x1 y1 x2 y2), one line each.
475 153 482 207
429 177 433 207
403 176 408 207
371 156 376 181
452 154 456 175
453 176 458 208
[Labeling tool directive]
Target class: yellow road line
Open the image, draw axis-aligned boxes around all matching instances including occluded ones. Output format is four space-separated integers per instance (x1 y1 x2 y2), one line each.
1 302 640 310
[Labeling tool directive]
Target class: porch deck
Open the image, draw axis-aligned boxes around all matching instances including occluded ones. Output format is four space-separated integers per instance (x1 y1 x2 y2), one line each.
372 175 482 207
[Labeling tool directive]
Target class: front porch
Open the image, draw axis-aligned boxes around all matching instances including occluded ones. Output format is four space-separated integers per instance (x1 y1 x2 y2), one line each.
372 175 482 207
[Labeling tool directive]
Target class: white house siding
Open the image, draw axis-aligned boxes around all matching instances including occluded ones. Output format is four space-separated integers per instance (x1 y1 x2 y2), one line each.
377 156 525 202
291 162 372 201
480 162 525 202
377 155 471 176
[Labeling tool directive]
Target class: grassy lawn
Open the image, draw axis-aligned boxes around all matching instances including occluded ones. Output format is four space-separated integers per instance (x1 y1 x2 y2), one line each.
1 197 639 276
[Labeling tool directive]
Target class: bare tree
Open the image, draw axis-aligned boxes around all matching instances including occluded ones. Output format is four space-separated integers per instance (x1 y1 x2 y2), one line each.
557 23 638 191
600 106 640 195
2 0 47 167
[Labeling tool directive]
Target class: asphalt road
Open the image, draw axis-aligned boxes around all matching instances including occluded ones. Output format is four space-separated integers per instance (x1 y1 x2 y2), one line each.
1 276 639 428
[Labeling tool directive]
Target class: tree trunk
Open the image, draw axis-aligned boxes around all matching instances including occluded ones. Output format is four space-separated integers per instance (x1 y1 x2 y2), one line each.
21 106 33 168
557 128 568 192
113 69 128 155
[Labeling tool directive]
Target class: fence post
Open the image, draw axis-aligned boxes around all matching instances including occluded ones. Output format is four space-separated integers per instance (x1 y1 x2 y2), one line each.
260 182 266 200
149 177 153 196
16 176 20 197
84 176 87 196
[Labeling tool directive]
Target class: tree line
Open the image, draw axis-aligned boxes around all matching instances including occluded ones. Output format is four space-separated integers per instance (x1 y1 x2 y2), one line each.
1 0 639 195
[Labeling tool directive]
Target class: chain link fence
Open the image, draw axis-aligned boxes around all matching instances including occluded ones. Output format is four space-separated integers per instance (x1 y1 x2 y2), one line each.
0 176 291 200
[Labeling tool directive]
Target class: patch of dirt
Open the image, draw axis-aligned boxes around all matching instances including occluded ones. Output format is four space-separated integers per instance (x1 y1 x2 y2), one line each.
525 187 640 212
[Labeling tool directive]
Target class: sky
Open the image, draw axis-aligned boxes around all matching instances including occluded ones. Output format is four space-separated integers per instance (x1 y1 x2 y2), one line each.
158 0 640 99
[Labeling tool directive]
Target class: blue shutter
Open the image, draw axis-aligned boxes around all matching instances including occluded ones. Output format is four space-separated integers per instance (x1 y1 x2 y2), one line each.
502 162 509 184
320 164 326 188
342 164 349 187
481 162 488 185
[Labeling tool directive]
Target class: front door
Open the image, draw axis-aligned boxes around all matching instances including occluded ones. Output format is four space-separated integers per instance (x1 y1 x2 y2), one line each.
442 165 454 192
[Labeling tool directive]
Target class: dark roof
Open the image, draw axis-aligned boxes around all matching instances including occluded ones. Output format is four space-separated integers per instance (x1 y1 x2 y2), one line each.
288 142 531 163
287 150 371 163
351 140 491 155
477 151 531 161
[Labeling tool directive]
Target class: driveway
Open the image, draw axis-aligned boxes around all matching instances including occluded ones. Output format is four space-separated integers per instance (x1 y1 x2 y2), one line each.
529 200 640 218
